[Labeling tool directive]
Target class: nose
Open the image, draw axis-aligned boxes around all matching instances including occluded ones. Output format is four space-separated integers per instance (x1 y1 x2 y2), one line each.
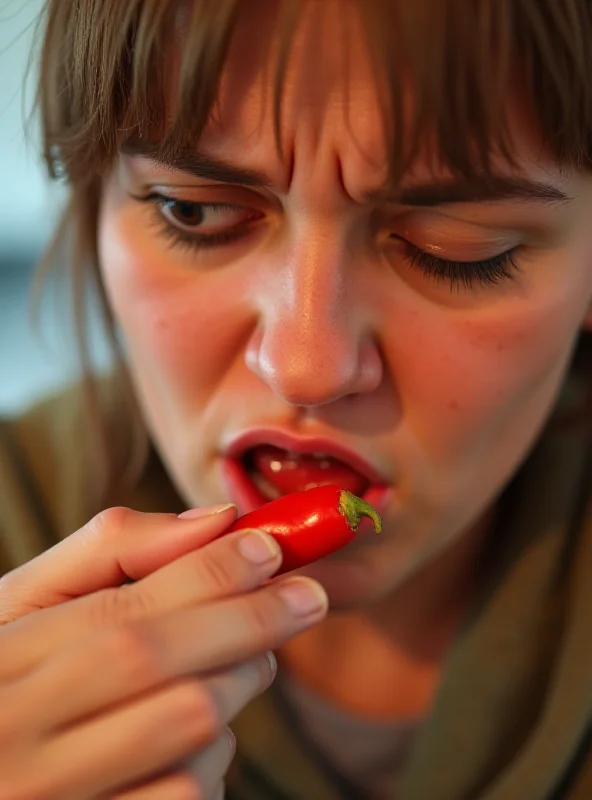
245 236 383 407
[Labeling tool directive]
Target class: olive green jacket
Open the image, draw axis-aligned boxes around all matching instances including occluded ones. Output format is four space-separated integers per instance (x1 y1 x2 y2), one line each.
1 384 591 800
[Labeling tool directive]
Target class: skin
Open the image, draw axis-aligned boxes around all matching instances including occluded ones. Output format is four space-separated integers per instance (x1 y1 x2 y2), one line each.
98 2 592 716
0 505 328 797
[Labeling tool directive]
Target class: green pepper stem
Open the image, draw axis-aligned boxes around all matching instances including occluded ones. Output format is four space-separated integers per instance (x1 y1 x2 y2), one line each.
339 490 382 533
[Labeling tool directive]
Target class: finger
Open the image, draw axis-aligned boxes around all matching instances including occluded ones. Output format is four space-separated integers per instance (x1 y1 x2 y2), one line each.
0 527 280 682
37 679 222 799
212 783 226 800
0 571 323 694
17 619 274 733
0 504 237 621
185 730 235 797
125 527 282 614
110 771 205 800
109 734 233 800
38 660 266 799
44 578 324 703
136 577 328 675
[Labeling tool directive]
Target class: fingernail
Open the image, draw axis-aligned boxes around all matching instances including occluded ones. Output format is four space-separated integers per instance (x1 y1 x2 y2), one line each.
237 529 281 564
277 578 328 618
267 650 278 679
224 726 236 756
178 503 236 520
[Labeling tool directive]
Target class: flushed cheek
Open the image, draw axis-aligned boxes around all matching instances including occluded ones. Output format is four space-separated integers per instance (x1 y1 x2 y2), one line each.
392 287 583 463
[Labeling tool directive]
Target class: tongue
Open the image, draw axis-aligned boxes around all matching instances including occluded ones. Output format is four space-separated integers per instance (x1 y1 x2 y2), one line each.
250 445 369 496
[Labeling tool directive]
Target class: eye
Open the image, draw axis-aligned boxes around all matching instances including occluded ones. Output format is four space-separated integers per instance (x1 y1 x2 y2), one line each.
133 193 264 251
159 198 257 236
165 199 207 227
393 237 520 290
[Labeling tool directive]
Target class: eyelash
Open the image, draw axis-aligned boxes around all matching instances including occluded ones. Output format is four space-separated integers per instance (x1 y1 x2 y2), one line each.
136 194 520 289
402 241 520 290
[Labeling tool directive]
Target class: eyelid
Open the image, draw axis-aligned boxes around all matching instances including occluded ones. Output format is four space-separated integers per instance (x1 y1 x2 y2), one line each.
394 206 522 237
133 181 277 210
388 228 520 262
159 197 249 215
130 191 261 221
389 219 522 261
131 191 265 253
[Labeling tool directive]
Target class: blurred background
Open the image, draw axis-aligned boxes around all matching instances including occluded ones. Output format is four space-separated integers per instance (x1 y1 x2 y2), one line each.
0 0 110 416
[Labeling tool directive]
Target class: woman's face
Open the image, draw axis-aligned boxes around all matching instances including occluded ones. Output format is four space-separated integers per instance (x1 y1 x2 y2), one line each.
98 2 592 607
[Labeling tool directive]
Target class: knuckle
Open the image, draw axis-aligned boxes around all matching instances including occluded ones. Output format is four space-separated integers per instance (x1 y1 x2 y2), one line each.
89 584 153 628
0 570 18 599
88 586 126 628
0 571 29 626
117 582 157 620
198 547 240 595
96 625 165 686
172 680 222 746
88 587 121 628
83 506 133 543
241 594 281 644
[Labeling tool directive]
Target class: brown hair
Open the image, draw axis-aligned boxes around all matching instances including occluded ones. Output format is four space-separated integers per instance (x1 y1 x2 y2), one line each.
33 0 592 513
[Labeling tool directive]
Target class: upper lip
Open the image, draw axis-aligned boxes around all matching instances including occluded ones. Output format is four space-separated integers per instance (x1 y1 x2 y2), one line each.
224 428 388 485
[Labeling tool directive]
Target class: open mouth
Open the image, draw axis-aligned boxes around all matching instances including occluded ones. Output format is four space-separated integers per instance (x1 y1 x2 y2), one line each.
244 445 371 499
222 434 390 516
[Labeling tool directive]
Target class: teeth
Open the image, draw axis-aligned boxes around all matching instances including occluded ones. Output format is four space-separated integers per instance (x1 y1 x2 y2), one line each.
251 470 282 500
285 450 331 460
279 451 335 470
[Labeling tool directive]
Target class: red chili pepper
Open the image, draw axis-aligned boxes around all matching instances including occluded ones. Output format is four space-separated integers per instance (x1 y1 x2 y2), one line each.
227 485 382 574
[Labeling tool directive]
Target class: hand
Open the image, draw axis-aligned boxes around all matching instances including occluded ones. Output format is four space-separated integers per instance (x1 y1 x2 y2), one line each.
0 506 329 799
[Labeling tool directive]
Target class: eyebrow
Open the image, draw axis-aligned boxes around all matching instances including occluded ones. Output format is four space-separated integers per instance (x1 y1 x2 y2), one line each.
121 139 273 189
122 139 572 207
366 177 572 207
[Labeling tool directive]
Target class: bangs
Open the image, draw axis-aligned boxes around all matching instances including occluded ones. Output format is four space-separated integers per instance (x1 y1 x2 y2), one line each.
38 0 592 186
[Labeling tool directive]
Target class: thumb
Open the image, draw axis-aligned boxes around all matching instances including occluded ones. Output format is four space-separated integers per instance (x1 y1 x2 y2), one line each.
0 504 236 622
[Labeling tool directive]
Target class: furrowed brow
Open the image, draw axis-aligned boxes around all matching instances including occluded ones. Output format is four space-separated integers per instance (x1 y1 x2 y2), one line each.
365 176 572 207
121 139 572 208
120 139 273 189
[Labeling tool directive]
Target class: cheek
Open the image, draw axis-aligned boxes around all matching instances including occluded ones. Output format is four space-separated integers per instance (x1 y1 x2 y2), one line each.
389 267 588 458
97 202 251 398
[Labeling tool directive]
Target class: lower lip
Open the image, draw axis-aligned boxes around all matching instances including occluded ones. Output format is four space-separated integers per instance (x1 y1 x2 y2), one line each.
220 457 393 523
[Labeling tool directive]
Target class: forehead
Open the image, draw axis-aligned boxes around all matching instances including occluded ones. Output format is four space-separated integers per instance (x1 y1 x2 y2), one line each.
195 1 387 181
172 0 550 191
